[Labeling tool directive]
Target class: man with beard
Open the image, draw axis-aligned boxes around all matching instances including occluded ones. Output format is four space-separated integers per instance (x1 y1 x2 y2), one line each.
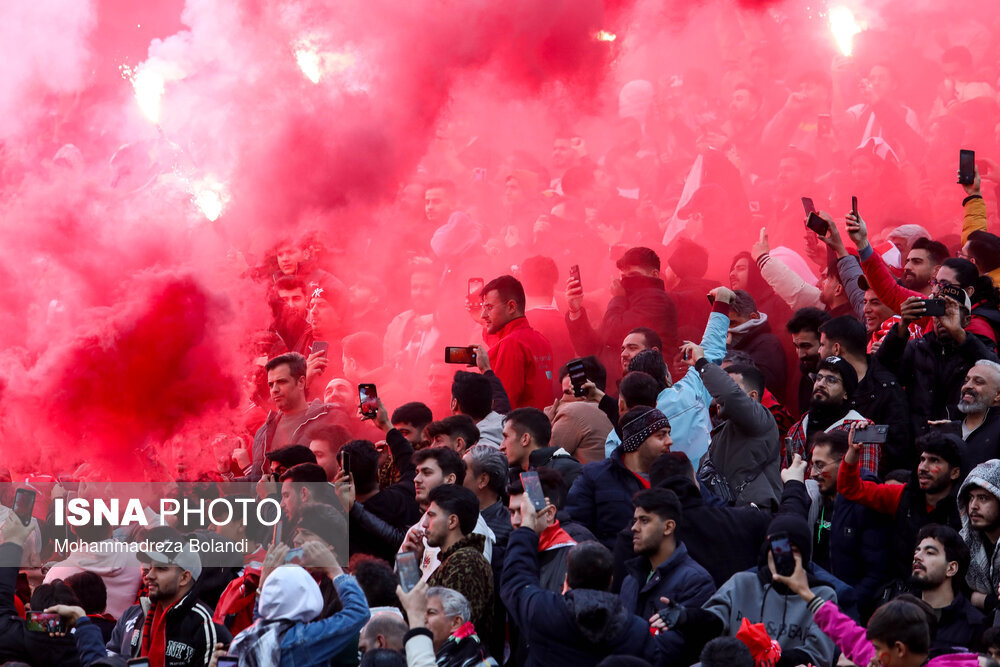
786 308 831 416
958 460 1000 614
953 361 1000 472
384 261 442 375
785 356 868 471
818 316 912 473
838 430 963 580
906 524 984 651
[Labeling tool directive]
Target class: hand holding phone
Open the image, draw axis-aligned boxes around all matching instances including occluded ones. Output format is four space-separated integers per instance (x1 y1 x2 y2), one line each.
359 384 378 419
569 265 582 290
921 298 947 317
520 472 547 512
769 533 795 577
12 489 36 527
806 212 829 236
444 346 477 366
959 149 976 186
397 551 422 593
566 359 587 398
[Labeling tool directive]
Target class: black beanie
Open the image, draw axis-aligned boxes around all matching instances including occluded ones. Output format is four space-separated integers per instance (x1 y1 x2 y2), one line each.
767 514 812 565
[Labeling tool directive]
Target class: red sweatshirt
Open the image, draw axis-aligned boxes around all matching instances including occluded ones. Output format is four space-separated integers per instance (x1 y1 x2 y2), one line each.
836 459 905 515
487 317 554 410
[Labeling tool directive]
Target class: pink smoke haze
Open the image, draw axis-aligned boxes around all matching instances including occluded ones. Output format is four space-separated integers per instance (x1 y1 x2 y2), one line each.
2 0 999 479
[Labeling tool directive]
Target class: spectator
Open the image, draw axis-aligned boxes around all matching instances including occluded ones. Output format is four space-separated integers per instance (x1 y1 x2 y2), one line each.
501 498 662 666
837 430 963 579
62 571 115 643
546 357 615 464
565 407 672 550
727 289 788 402
268 442 320 478
479 274 555 410
463 445 512 549
566 246 678 387
359 611 408 654
279 462 334 527
786 307 832 416
304 424 350 481
729 251 793 339
506 473 578 592
399 485 494 630
391 402 434 449
619 327 664 381
958 460 1000 611
620 488 715 662
426 180 484 261
451 371 504 447
785 356 868 469
818 315 912 472
396 583 494 667
383 261 443 374
521 255 576 370
353 557 404 613
426 415 480 455
689 351 782 509
698 637 753 667
953 360 1000 472
502 407 582 489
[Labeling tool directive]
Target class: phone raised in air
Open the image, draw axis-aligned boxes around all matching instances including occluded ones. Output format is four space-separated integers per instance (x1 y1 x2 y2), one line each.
852 424 889 444
126 660 152 667
397 551 422 593
359 383 378 419
921 298 947 317
340 450 352 477
851 195 858 217
959 149 976 186
467 278 484 305
217 658 240 667
801 197 816 215
26 611 65 634
311 341 329 357
12 488 36 526
520 471 547 512
569 264 582 289
566 358 588 397
444 346 477 366
806 212 829 236
769 532 795 577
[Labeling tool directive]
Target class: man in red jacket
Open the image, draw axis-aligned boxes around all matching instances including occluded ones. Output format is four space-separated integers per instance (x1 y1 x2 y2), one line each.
479 275 555 410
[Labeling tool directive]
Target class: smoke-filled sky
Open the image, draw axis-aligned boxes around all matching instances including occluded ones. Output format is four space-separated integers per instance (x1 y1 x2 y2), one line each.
2 0 999 478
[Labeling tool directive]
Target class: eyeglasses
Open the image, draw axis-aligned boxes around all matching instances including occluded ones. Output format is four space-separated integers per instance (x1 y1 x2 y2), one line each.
930 278 957 289
813 374 842 386
810 459 842 472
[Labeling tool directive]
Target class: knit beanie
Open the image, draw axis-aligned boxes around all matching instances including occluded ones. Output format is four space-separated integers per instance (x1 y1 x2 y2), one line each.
620 408 670 453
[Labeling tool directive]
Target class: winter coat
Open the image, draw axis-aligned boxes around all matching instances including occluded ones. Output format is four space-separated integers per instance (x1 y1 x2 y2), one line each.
565 447 648 550
953 407 1000 475
809 598 979 667
850 357 913 472
565 274 678 387
728 313 788 403
500 528 662 667
528 446 584 492
785 408 867 469
427 533 495 631
544 400 613 465
487 316 555 411
959 459 1000 597
697 361 782 508
876 319 998 439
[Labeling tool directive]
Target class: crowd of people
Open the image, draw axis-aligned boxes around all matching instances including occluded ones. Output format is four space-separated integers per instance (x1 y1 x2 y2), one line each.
9 9 1000 667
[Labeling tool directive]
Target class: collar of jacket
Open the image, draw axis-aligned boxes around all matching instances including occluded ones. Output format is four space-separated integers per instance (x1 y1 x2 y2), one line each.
624 542 691 584
621 274 665 293
529 446 573 468
440 532 486 561
496 316 531 339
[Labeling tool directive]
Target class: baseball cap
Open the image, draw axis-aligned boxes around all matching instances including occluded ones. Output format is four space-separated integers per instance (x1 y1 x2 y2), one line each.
938 283 972 311
138 540 202 581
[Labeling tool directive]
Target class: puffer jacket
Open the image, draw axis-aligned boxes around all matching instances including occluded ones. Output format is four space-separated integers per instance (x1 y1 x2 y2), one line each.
959 459 1000 597
565 447 648 550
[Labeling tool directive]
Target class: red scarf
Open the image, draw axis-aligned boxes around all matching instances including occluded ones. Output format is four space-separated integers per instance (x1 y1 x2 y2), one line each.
538 520 577 551
141 599 177 667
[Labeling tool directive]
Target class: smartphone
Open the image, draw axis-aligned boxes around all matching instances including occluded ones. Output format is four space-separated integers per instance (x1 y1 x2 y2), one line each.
851 195 858 217
397 551 422 593
801 197 816 215
706 293 715 305
806 212 829 236
340 450 352 477
520 471 547 512
217 658 239 667
567 359 587 397
127 660 152 667
26 611 65 634
817 114 832 136
569 264 582 289
922 298 947 317
444 346 477 366
959 149 976 186
285 547 305 564
359 383 378 419
272 520 282 546
311 341 329 357
853 424 889 444
12 488 36 526
769 532 795 577
468 278 484 298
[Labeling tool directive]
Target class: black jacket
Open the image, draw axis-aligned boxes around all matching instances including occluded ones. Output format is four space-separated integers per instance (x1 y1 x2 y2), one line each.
529 446 583 493
951 406 1000 477
876 325 998 439
0 543 83 666
850 357 913 472
729 317 788 403
564 447 646 550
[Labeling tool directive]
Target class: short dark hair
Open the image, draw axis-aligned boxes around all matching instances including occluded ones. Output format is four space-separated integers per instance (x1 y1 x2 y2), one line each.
426 415 480 448
966 231 1000 273
917 432 962 471
391 402 433 429
910 237 949 266
465 445 509 499
866 599 931 654
451 371 493 420
628 327 663 351
304 424 352 451
818 316 867 358
413 447 466 485
427 484 480 535
295 502 348 549
650 452 694 487
481 275 526 313
340 440 381 495
558 356 607 391
725 363 765 398
916 523 969 591
616 247 660 272
425 179 457 197
809 430 850 459
786 307 831 335
265 352 307 380
699 637 754 667
274 275 307 293
351 555 401 609
507 465 568 509
566 541 614 591
280 462 330 484
29 580 80 613
265 444 317 467
628 349 668 392
632 488 682 523
730 290 757 318
520 256 559 297
342 331 383 370
619 371 660 410
63 571 107 615
505 408 551 447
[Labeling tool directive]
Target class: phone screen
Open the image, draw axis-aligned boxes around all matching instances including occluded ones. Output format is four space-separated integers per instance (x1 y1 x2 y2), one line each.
397 551 422 592
567 359 587 397
340 450 352 476
359 383 378 418
444 346 476 366
770 534 795 576
806 212 829 236
851 195 858 217
520 472 547 512
26 612 65 633
853 424 889 444
959 149 976 185
468 278 484 298
569 264 581 289
311 341 329 357
13 489 36 526
216 659 239 667
800 197 816 215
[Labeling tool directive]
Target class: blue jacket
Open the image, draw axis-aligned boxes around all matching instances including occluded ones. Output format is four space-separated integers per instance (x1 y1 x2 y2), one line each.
565 448 646 550
605 310 729 463
278 574 370 667
619 542 716 661
500 528 662 667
